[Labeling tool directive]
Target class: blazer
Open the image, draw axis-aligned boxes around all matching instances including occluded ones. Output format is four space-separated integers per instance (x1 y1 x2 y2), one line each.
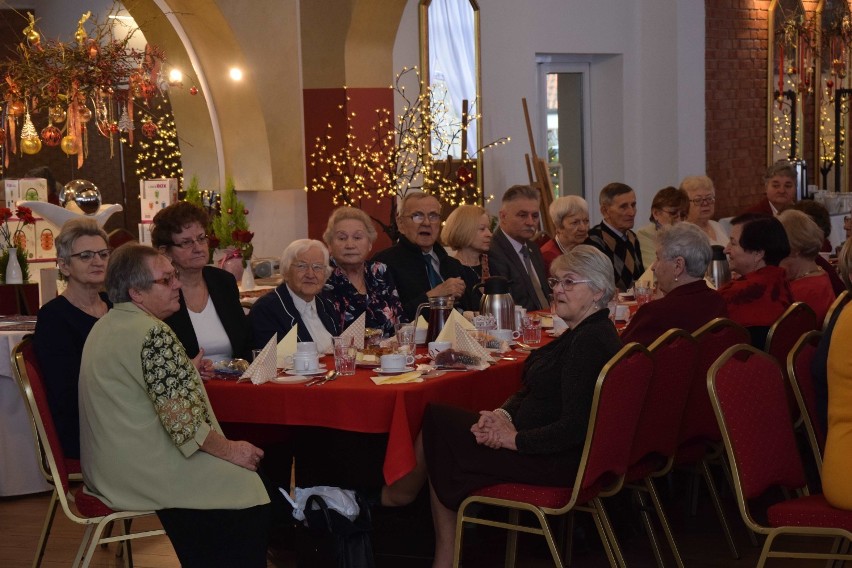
487 228 552 311
164 266 252 360
372 235 476 320
249 283 341 349
743 197 775 216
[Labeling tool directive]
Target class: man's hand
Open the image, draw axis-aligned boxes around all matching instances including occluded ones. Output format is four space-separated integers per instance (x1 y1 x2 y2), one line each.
427 277 466 299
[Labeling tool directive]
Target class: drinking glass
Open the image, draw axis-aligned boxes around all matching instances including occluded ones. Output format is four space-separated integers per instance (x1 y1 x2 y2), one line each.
521 314 542 344
333 336 356 376
472 313 497 347
634 284 653 306
395 322 416 355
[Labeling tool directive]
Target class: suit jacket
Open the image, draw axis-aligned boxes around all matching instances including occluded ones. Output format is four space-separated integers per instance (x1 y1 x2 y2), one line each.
249 283 341 349
372 235 476 320
743 197 775 216
585 223 644 292
164 266 252 360
487 228 552 311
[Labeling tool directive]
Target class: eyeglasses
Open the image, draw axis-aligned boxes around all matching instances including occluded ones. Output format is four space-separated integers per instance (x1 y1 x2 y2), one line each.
170 234 209 249
150 270 179 287
292 262 326 274
404 212 441 224
689 196 715 206
69 248 112 262
547 277 592 290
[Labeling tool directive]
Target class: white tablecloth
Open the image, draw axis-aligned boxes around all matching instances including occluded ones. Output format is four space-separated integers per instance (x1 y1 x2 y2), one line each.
0 330 51 496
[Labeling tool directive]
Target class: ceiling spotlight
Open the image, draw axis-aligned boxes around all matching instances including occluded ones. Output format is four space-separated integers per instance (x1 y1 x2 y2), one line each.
229 67 243 81
168 69 183 85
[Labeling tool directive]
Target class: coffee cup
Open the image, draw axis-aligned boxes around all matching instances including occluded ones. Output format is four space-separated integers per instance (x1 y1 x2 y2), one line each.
428 341 452 358
380 353 415 371
296 341 317 354
491 328 521 342
293 351 319 371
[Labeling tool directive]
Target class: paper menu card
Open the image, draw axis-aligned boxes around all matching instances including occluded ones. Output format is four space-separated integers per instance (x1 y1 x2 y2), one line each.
239 336 278 384
339 312 366 350
276 326 298 367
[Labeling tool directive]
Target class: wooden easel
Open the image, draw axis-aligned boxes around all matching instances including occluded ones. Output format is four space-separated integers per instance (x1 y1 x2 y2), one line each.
522 98 556 236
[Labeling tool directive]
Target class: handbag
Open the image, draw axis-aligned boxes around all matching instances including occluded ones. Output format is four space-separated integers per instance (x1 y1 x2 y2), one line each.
297 492 375 568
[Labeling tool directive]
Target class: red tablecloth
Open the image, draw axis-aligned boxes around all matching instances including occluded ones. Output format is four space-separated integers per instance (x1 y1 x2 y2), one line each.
204 353 527 485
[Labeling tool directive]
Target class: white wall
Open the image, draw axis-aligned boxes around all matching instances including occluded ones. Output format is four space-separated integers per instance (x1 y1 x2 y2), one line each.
394 0 706 225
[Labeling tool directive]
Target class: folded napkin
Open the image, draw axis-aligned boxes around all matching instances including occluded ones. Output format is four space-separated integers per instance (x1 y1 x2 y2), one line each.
416 315 428 330
240 336 278 384
552 315 568 330
453 322 495 364
370 370 423 385
339 312 366 350
277 326 298 368
435 310 475 344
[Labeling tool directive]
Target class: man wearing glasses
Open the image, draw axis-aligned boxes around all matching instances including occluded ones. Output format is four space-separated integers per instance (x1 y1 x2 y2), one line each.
585 182 644 292
373 192 471 320
487 184 552 311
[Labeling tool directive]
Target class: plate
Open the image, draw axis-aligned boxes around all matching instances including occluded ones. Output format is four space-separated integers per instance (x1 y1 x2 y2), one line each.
270 375 313 384
373 366 415 375
284 368 327 376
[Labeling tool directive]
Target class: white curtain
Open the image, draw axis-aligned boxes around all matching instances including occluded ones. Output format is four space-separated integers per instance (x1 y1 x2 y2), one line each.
429 0 477 158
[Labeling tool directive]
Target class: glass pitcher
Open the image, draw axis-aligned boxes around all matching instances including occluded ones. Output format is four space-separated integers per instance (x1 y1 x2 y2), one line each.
413 295 455 343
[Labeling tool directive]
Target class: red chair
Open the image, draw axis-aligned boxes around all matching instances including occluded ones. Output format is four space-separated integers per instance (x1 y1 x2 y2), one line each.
676 317 750 558
765 301 818 376
453 343 653 567
708 344 852 567
787 330 825 472
822 289 850 330
12 336 165 567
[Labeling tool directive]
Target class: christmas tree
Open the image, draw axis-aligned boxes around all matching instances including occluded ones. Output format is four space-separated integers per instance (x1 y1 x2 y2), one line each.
183 175 203 208
210 177 250 251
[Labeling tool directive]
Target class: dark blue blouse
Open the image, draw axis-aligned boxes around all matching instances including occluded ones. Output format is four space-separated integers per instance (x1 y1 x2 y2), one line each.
322 260 406 336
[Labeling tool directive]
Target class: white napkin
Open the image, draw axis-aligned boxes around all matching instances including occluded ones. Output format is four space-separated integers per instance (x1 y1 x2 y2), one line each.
435 310 475 344
452 322 494 364
240 336 278 384
370 370 423 385
416 315 428 330
277 326 299 368
552 315 568 330
340 312 366 350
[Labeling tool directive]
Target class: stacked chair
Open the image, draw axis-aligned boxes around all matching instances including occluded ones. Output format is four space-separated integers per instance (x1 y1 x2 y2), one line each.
787 330 826 472
822 289 850 330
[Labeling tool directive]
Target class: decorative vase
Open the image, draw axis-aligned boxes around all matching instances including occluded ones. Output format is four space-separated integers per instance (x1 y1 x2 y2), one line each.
241 261 256 290
221 254 244 282
5 247 23 284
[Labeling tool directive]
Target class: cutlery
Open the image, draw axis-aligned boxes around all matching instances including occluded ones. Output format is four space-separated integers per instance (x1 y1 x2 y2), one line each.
305 370 335 387
308 370 338 387
515 342 537 351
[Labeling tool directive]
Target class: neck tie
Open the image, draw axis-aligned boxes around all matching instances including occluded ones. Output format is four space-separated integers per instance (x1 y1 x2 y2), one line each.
522 246 550 310
423 253 443 289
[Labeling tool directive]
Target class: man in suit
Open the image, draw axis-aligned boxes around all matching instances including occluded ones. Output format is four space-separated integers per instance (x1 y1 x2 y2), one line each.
585 182 644 291
373 192 471 320
487 185 552 311
743 160 797 216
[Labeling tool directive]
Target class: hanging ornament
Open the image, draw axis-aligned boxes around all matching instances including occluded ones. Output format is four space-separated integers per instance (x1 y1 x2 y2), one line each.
141 120 158 139
189 86 198 96
109 122 119 134
49 105 66 123
117 107 134 133
21 137 41 155
8 101 25 117
40 125 61 146
86 39 99 60
61 135 79 155
140 82 157 100
21 110 37 138
74 11 91 45
79 106 92 123
0 127 5 148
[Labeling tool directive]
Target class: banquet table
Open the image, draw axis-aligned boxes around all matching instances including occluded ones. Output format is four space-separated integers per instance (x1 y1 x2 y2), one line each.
204 353 529 485
0 316 51 496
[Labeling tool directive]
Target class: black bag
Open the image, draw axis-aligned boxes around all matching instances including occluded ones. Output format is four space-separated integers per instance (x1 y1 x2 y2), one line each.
296 492 375 568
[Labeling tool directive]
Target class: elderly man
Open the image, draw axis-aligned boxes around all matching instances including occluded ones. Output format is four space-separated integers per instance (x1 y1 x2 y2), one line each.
586 182 644 291
487 185 552 310
744 160 797 216
373 192 472 320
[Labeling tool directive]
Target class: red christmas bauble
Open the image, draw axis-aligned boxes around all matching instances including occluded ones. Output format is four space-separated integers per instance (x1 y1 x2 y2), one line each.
243 209 249 215
189 86 198 96
141 120 158 139
8 100 25 116
40 125 62 146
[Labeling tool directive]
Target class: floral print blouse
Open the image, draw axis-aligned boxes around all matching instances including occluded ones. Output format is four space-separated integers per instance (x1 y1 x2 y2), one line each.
322 259 406 336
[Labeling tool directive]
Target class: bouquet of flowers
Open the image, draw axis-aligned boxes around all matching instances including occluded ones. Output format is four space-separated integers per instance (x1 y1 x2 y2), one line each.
0 206 36 282
232 229 254 267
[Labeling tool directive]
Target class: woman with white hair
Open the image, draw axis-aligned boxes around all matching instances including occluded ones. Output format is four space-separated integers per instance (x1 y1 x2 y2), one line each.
249 239 340 353
778 209 836 323
540 195 590 273
681 175 728 246
621 223 727 345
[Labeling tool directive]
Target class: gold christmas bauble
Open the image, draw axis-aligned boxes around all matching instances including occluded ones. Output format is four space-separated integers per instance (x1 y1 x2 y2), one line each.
21 137 41 155
60 135 78 155
49 105 66 123
26 29 40 45
79 106 92 123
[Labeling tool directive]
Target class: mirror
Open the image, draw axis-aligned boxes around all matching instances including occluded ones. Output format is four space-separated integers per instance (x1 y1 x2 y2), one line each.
816 0 852 192
767 0 810 166
419 0 482 199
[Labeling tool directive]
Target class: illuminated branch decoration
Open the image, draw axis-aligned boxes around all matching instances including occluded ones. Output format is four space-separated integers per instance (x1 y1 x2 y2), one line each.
306 67 508 237
818 3 852 189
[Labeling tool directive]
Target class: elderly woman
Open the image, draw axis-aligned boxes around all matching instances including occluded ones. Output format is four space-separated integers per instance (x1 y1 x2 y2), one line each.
151 202 251 364
778 209 837 323
78 244 272 566
419 245 622 566
621 223 727 345
681 175 728 246
540 195 590 273
250 239 340 353
321 206 404 336
720 213 793 348
441 204 493 306
636 186 689 266
33 218 112 459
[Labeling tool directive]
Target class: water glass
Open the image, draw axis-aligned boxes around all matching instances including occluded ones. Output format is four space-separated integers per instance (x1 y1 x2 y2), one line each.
634 284 653 306
473 314 497 347
333 336 356 376
395 322 416 355
521 314 542 345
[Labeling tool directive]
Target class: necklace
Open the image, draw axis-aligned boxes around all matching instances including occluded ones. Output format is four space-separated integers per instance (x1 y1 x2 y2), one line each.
793 267 823 280
185 285 209 313
555 236 570 254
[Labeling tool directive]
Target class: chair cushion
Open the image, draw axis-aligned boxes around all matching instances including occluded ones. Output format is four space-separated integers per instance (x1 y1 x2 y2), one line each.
768 494 852 531
66 458 81 475
74 487 115 518
471 482 602 509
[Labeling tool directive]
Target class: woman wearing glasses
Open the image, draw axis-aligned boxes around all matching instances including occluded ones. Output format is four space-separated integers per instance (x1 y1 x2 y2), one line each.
635 186 690 267
250 239 340 353
417 246 622 567
152 202 252 365
680 175 728 246
34 217 112 459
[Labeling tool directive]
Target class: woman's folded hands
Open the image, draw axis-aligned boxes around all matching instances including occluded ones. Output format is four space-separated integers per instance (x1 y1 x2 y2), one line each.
471 410 518 451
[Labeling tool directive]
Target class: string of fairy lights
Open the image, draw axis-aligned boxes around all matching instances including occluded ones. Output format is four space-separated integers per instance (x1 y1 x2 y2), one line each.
126 94 183 181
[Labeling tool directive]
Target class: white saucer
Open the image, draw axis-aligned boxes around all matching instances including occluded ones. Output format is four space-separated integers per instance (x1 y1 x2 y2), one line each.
284 368 326 376
270 375 313 384
374 366 415 375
